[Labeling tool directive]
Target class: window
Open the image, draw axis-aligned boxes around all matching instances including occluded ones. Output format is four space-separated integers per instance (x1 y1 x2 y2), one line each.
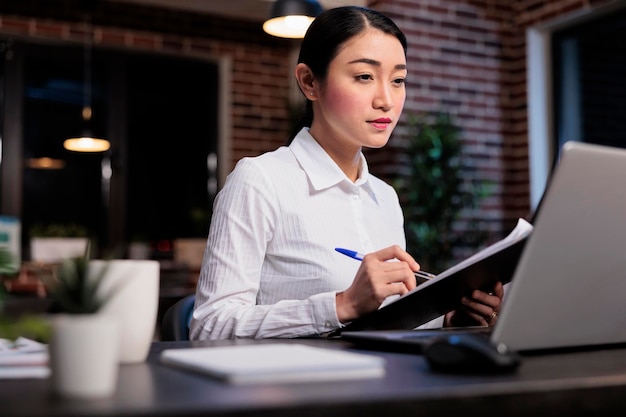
125 53 218 242
0 40 219 256
527 2 626 210
552 8 626 150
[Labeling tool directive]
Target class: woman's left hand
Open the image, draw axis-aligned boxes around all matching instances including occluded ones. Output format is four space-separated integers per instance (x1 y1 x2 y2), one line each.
444 281 504 327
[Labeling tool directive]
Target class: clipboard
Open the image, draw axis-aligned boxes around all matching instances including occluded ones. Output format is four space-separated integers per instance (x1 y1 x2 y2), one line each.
338 218 532 333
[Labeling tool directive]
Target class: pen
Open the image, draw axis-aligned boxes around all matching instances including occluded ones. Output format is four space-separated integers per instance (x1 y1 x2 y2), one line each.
334 247 436 281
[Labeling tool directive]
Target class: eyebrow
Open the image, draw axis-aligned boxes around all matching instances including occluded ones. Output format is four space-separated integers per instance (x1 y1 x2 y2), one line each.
348 58 406 70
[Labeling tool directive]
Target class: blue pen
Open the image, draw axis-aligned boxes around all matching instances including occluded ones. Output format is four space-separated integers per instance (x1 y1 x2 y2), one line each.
334 247 436 281
335 247 365 261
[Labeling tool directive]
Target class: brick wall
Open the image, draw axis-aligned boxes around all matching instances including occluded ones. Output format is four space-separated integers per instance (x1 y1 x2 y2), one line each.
367 0 613 254
369 0 521 244
0 0 616 254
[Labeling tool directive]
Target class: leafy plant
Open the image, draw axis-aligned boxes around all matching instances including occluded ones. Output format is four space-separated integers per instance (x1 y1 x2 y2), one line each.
29 223 88 238
0 247 17 276
394 112 492 272
0 315 51 342
0 247 51 342
0 247 12 313
41 244 113 315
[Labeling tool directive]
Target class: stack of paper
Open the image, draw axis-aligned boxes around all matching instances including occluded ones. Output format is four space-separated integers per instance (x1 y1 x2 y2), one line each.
160 343 385 385
0 337 50 379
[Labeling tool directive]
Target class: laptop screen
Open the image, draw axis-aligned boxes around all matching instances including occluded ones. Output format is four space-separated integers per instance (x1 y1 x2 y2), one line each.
491 141 626 351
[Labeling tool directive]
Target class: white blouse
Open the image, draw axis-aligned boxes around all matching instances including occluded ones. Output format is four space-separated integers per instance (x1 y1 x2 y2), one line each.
190 128 408 339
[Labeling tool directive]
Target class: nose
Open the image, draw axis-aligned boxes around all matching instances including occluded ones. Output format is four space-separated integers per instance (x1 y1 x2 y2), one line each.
373 82 394 111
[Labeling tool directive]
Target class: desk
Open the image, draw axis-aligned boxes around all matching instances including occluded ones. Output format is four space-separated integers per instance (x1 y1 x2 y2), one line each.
3 338 626 417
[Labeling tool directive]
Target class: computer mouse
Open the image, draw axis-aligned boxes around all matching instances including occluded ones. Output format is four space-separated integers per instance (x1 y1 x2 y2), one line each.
423 333 521 374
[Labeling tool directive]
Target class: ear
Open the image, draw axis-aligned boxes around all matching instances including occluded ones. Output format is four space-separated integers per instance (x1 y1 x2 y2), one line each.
294 63 317 100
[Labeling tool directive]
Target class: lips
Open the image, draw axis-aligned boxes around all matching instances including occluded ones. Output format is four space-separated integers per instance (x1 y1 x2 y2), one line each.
368 117 392 130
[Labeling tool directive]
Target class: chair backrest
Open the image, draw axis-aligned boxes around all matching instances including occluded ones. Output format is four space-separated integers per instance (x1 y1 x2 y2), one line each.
161 294 195 341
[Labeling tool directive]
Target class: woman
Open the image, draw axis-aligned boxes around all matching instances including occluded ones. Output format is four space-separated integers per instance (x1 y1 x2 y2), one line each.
190 6 502 340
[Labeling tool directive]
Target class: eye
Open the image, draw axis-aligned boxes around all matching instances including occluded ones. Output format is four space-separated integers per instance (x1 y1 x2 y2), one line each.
355 74 373 82
392 77 406 86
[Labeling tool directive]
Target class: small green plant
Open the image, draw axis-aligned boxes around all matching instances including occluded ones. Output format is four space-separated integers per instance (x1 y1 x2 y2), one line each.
0 247 51 342
29 223 88 238
0 315 51 342
42 244 113 315
394 112 492 272
0 247 13 314
0 247 16 276
46 257 103 314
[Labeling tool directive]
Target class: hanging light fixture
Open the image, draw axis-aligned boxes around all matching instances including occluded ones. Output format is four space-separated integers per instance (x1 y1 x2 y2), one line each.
263 0 324 39
63 11 110 153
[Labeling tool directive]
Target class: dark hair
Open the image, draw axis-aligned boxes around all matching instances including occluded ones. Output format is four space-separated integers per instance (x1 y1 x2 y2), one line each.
288 6 407 143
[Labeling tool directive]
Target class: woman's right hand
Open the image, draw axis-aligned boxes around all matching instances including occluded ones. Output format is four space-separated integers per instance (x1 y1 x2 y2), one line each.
335 245 420 323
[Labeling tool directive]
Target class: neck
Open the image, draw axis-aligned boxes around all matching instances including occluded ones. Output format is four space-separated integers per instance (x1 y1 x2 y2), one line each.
309 128 362 182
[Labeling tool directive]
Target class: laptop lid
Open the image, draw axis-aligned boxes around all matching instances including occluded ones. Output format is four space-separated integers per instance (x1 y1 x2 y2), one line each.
491 141 626 351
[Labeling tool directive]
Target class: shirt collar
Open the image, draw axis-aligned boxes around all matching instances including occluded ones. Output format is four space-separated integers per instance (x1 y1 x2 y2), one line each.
289 128 372 191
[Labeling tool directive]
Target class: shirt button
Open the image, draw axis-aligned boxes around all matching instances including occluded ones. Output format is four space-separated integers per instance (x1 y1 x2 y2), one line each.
325 321 332 327
352 194 359 200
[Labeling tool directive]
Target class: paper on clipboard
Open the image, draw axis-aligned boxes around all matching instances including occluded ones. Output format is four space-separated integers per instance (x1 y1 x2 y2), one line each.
343 218 533 332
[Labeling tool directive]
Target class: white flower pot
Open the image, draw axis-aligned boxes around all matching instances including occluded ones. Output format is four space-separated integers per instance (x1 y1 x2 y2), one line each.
92 259 160 363
49 314 119 398
30 237 88 263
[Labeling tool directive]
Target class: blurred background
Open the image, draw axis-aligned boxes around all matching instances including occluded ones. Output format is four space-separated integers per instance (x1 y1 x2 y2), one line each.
1 0 625 319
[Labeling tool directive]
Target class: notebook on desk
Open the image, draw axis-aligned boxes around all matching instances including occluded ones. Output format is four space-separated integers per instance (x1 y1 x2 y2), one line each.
343 141 626 353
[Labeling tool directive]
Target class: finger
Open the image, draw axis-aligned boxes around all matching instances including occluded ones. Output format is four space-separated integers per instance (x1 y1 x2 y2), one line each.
381 263 417 291
392 281 412 296
444 310 456 327
364 245 420 271
462 296 495 318
378 281 413 301
463 309 488 327
470 289 502 311
361 248 419 292
488 310 499 326
462 305 498 327
462 297 500 326
494 281 504 298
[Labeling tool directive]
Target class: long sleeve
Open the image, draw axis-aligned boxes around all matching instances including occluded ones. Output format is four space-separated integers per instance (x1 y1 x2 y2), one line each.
190 157 342 339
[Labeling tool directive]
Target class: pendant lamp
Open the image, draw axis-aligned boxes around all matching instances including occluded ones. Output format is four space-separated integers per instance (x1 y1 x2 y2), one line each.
263 0 324 39
63 13 110 153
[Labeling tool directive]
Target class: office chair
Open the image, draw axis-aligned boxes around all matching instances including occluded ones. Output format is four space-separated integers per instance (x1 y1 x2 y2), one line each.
161 294 195 341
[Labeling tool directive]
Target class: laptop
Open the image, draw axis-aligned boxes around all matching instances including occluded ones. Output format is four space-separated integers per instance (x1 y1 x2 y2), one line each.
343 141 626 353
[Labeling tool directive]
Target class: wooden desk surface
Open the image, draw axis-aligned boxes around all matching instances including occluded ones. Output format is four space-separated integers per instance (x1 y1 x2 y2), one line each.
3 338 626 417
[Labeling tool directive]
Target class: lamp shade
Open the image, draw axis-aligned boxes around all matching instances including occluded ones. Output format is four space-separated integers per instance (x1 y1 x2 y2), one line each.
64 124 110 152
63 137 111 153
64 103 110 152
263 0 324 39
64 118 110 153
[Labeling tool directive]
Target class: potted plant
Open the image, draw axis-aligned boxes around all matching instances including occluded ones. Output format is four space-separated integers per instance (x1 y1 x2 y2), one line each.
45 246 160 367
29 223 90 264
394 112 492 272
43 249 120 398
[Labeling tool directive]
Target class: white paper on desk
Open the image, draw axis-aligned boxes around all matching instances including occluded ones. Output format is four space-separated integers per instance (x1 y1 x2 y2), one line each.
0 351 48 366
0 337 48 355
0 365 50 379
0 337 50 379
160 343 385 385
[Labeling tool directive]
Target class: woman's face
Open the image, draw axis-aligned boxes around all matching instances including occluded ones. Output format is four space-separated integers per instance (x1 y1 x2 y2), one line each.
310 28 407 150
